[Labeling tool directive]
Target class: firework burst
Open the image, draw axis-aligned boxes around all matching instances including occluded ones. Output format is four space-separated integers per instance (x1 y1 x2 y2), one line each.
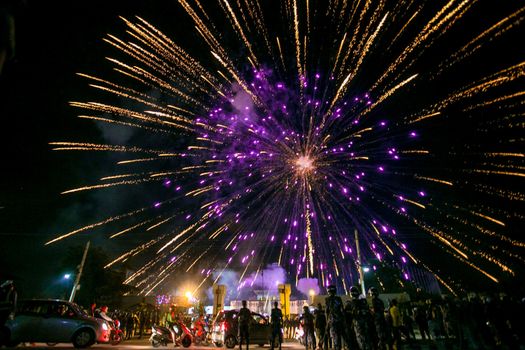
48 0 525 295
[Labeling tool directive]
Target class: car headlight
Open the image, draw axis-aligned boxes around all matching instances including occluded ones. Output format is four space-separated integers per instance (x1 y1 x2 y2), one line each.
102 322 109 331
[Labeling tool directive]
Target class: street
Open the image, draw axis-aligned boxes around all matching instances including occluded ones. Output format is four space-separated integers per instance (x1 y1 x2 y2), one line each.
1 339 465 350
1 340 304 350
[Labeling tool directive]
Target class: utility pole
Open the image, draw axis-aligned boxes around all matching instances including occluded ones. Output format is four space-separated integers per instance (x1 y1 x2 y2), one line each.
354 229 366 296
69 241 90 302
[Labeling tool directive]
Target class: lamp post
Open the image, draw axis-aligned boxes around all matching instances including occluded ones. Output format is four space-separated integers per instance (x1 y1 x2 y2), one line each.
355 229 366 296
69 241 90 302
62 274 72 300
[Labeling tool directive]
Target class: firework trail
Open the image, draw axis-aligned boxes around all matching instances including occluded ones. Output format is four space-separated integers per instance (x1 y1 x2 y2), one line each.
49 0 525 295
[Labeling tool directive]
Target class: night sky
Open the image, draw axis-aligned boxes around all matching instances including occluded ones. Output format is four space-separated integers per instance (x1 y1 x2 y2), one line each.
0 0 195 296
1 0 524 298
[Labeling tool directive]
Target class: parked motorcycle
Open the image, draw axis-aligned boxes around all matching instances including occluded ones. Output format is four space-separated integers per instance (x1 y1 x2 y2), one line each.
109 319 124 345
150 324 175 347
173 321 193 347
150 321 192 348
190 317 210 345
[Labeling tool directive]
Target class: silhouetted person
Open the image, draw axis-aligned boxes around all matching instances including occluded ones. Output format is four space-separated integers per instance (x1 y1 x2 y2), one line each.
270 301 283 350
300 306 316 350
348 286 373 350
238 300 251 350
390 299 401 350
415 306 430 340
325 285 345 350
369 287 388 350
314 303 327 350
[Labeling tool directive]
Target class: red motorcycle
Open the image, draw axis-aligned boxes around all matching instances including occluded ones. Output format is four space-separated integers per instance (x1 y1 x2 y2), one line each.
191 316 210 345
109 319 124 345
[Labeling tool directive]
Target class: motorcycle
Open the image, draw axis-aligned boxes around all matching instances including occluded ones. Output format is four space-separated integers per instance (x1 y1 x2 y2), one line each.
150 321 193 348
94 311 123 346
190 318 210 345
150 324 175 347
173 321 193 347
109 319 124 345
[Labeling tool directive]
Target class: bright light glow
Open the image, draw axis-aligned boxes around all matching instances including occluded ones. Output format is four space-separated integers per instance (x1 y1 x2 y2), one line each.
296 155 313 171
363 267 370 273
185 291 193 299
309 289 315 296
64 274 71 279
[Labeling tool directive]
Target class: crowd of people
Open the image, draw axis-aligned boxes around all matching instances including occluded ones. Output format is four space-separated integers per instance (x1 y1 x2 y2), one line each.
2 279 525 349
290 286 525 350
89 300 162 340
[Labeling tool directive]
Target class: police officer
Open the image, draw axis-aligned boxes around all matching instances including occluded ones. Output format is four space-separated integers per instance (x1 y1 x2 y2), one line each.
348 286 372 350
369 287 388 350
270 302 283 350
238 300 251 350
325 285 345 350
300 306 316 350
314 303 327 350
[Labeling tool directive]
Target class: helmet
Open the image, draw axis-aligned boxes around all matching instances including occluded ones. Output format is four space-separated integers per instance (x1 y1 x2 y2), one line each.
350 286 360 297
100 306 108 313
327 285 336 295
368 287 379 297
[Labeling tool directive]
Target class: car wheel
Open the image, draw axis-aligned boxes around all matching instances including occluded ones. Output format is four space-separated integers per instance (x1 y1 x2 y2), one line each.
214 341 223 347
182 336 192 348
72 329 95 348
225 335 237 349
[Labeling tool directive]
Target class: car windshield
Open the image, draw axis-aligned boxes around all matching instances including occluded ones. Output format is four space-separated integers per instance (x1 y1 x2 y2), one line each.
69 302 87 316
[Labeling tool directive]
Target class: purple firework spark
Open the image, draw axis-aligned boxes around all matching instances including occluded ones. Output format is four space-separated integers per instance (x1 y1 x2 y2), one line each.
48 1 525 296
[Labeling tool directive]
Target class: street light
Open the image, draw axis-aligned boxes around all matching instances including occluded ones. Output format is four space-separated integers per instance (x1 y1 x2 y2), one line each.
63 274 71 280
309 289 315 305
363 267 370 273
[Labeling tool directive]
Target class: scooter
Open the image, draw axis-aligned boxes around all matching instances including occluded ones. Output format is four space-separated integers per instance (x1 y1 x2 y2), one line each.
173 321 193 347
190 319 209 345
150 324 175 347
150 322 192 348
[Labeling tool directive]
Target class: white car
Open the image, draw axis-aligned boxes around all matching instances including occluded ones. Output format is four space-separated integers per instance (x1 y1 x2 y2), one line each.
1 299 111 348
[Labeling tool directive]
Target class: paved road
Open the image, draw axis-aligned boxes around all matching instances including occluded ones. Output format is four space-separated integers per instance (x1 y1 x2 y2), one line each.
2 339 305 350
0 339 468 350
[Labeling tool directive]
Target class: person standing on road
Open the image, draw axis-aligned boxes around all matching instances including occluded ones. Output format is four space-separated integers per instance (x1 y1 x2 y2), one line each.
125 312 135 340
348 286 373 350
300 306 316 350
390 299 402 350
414 305 430 340
314 303 327 350
238 300 251 350
270 302 283 350
369 287 388 350
325 285 346 350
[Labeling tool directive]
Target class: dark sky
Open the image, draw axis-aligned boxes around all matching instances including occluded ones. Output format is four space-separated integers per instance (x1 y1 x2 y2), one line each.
0 0 194 297
0 0 524 297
